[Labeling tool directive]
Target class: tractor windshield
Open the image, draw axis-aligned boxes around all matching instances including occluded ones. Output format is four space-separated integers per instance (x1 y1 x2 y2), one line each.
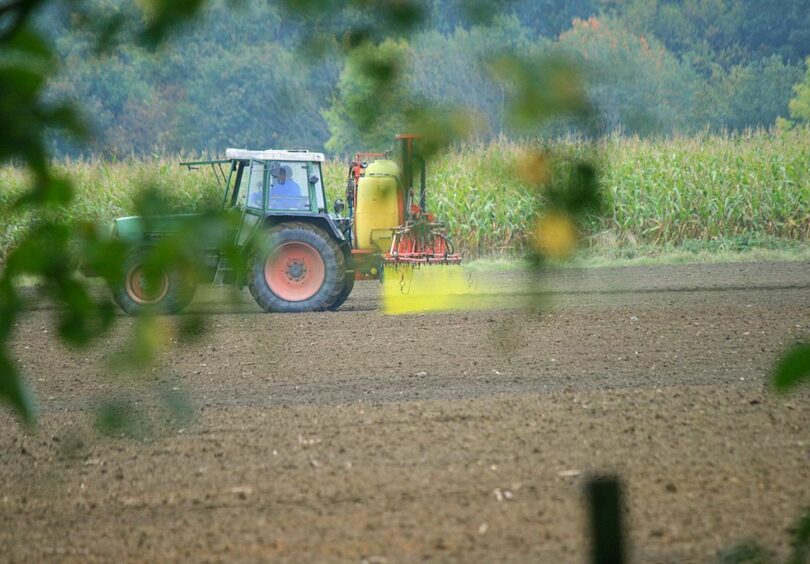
242 162 261 209
237 158 326 212
267 161 310 211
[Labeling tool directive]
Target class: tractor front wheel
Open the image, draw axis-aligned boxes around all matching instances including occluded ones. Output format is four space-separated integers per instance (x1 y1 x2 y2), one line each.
112 249 196 315
249 222 345 313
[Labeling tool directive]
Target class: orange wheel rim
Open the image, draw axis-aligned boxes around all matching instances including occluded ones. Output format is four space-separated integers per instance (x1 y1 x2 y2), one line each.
265 242 325 302
125 265 169 305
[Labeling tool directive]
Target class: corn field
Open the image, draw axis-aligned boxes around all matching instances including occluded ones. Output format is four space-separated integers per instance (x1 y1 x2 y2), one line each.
407 130 810 256
2 130 809 262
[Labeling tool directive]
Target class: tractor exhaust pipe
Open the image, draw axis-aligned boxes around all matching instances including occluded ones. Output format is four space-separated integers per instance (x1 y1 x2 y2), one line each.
396 134 419 213
419 155 426 211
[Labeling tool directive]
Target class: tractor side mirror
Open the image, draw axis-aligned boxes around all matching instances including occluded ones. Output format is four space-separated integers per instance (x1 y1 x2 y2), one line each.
333 199 345 214
308 175 319 185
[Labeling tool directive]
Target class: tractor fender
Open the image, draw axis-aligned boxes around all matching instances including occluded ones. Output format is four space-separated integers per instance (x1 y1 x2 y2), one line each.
112 214 203 243
262 213 345 242
247 214 351 264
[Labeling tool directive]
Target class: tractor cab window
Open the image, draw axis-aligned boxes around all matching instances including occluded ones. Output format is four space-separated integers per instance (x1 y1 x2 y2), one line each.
226 160 245 208
246 161 265 209
268 161 310 211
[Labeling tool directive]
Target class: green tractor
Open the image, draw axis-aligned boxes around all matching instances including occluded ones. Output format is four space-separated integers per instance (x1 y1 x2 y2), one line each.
91 136 460 315
94 148 354 315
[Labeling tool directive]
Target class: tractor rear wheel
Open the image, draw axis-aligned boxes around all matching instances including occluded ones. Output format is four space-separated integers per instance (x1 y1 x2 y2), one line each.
249 222 345 313
327 270 355 311
112 249 196 315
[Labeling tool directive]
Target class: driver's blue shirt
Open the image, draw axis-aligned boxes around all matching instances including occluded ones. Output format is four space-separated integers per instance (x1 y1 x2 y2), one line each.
269 178 306 210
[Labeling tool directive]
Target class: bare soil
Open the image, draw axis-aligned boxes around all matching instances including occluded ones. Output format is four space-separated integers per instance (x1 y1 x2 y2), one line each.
1 261 809 563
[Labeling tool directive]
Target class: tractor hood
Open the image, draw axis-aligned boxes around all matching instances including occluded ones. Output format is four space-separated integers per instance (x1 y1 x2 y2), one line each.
112 214 203 242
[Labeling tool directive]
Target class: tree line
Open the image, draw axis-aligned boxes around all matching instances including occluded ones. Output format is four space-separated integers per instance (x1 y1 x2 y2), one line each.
39 0 810 157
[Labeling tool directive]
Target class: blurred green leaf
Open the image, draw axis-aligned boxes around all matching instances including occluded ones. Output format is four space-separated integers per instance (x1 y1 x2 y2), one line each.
4 25 53 61
404 105 484 157
340 26 372 50
108 314 166 370
380 0 425 31
324 38 412 152
139 0 208 47
717 541 773 564
460 0 515 25
772 343 810 392
489 53 591 130
5 222 70 275
178 314 206 341
160 384 195 428
0 279 20 343
74 226 129 285
0 65 46 101
54 276 117 346
44 104 90 140
0 353 36 424
788 507 810 564
545 160 602 217
88 13 128 55
15 174 74 207
95 397 147 438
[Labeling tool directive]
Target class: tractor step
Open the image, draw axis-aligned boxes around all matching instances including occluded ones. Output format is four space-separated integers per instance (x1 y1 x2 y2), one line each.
213 257 233 285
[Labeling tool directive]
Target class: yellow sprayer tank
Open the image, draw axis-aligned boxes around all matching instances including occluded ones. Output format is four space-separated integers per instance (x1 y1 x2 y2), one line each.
355 159 403 250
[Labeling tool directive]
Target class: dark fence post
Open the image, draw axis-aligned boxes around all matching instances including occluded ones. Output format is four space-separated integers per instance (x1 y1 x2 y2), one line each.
587 475 626 564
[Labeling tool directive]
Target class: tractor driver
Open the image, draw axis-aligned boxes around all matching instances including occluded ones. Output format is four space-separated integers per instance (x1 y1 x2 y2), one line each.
269 164 306 210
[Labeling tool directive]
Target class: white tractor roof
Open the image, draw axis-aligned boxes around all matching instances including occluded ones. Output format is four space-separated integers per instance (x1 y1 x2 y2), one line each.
225 148 325 162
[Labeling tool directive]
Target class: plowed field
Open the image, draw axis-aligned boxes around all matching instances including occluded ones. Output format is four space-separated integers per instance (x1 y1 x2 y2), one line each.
2 262 809 563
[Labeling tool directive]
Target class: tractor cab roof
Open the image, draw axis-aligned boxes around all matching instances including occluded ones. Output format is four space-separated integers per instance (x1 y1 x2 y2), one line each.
225 148 325 163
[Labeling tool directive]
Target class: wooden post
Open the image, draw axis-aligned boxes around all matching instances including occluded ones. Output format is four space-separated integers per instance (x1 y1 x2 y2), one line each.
587 475 626 564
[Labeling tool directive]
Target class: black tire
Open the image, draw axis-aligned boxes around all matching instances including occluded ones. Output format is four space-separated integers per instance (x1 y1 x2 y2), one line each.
112 249 197 316
248 222 345 313
327 270 355 311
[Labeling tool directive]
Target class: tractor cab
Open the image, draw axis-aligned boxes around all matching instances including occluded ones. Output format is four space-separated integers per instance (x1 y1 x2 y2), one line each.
184 149 328 215
216 149 335 248
182 149 340 247
222 149 328 214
